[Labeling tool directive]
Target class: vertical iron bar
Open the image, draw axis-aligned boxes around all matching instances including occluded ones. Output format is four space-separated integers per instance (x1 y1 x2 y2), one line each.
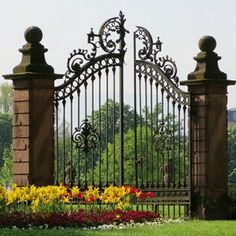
77 89 81 187
134 33 138 188
179 204 181 218
188 105 192 217
139 71 143 187
55 101 59 185
119 59 124 186
155 82 159 187
98 70 102 188
85 82 88 120
161 88 165 187
168 204 170 218
85 82 88 188
172 101 176 188
112 66 116 185
173 204 176 219
62 98 66 184
106 68 109 186
119 17 126 186
178 104 181 187
167 95 170 187
144 74 148 187
183 105 187 187
150 76 154 188
92 75 95 186
70 94 73 186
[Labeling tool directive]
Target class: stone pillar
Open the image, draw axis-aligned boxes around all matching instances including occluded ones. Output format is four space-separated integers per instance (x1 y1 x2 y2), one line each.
181 36 235 219
3 26 62 186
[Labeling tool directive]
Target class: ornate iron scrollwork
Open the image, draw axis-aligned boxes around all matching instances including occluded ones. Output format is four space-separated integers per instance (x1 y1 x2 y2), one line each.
153 122 173 154
72 119 100 154
66 11 129 76
134 26 179 85
54 11 129 101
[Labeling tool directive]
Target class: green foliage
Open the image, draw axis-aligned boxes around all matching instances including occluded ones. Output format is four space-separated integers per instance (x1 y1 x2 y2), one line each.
54 122 73 183
90 125 187 187
228 126 236 183
0 146 13 186
88 99 137 149
0 113 12 166
229 169 236 183
56 99 187 187
0 82 12 113
0 82 12 167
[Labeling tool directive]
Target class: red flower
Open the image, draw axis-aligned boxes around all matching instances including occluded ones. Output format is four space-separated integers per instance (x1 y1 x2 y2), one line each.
139 192 146 199
77 193 83 199
147 192 154 198
88 196 96 202
130 187 139 194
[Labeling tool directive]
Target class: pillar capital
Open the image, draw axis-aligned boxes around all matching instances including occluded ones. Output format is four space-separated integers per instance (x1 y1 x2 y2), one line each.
12 26 54 74
188 35 226 81
181 35 235 88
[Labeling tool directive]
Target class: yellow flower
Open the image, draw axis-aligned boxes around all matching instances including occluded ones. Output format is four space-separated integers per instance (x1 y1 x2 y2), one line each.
62 196 70 203
71 186 80 198
6 190 18 205
117 201 129 210
11 183 17 191
31 198 39 212
84 186 99 202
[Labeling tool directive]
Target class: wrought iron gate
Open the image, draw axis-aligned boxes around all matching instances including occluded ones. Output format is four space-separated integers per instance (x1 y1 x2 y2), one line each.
133 27 191 218
53 12 191 218
54 12 128 188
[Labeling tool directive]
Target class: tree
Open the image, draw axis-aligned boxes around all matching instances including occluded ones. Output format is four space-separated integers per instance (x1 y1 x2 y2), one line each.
0 82 12 167
0 82 12 113
55 99 188 187
0 113 12 167
89 124 187 187
0 147 12 186
228 126 236 183
88 99 137 151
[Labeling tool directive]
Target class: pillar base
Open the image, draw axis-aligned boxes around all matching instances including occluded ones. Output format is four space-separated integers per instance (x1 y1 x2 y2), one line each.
191 192 236 219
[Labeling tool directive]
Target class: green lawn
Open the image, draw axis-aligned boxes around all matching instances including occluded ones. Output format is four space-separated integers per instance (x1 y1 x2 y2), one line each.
0 221 236 236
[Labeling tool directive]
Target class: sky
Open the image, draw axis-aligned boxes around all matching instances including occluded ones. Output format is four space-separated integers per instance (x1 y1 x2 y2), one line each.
0 0 236 108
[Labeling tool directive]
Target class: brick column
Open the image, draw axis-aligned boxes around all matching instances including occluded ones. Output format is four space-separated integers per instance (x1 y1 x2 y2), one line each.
4 26 62 186
181 36 235 219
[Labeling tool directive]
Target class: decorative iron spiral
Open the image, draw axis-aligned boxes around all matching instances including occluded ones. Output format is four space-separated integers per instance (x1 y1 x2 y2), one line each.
153 122 173 154
134 26 179 86
72 119 100 154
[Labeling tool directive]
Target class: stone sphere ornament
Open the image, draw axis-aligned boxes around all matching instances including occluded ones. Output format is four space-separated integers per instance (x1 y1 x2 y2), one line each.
198 35 216 52
24 26 43 44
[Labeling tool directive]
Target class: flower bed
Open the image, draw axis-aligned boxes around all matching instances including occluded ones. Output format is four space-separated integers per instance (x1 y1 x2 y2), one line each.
0 184 159 228
0 210 160 228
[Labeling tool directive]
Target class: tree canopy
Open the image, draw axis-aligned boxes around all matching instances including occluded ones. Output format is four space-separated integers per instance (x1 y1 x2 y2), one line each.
0 82 12 113
0 82 12 183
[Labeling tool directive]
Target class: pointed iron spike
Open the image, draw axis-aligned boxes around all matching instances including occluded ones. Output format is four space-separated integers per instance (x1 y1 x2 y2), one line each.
119 10 124 18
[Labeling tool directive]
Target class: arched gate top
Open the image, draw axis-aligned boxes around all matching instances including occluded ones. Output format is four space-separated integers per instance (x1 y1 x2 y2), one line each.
54 11 129 101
